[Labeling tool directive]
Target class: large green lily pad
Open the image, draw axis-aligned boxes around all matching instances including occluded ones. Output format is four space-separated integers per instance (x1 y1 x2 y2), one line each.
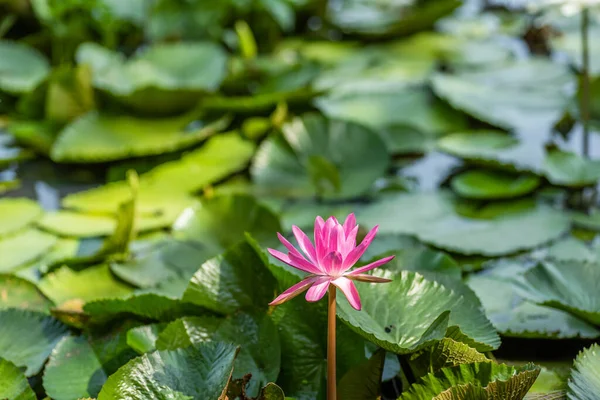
0 229 58 272
0 40 50 94
97 342 238 400
251 113 390 199
0 274 53 313
0 198 42 237
0 358 36 400
432 59 574 130
568 344 600 400
50 111 230 163
337 271 500 354
0 309 68 376
77 42 228 114
62 133 255 214
358 192 570 256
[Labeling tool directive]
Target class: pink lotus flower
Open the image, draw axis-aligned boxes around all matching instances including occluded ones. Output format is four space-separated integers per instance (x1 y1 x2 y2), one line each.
268 213 394 311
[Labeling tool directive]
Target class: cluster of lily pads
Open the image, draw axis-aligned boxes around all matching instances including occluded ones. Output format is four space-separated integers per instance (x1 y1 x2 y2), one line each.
2 0 600 399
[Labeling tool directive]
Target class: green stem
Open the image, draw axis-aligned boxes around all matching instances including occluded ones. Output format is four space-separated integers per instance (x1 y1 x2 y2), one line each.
581 7 591 159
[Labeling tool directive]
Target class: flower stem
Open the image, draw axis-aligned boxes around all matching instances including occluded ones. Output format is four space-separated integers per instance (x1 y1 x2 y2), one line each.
581 6 591 159
327 285 337 400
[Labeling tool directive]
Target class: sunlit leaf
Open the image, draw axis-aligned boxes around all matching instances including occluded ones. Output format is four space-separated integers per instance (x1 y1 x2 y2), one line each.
0 358 36 400
0 274 53 313
0 229 57 272
451 170 541 200
0 198 42 237
567 344 600 400
0 40 50 94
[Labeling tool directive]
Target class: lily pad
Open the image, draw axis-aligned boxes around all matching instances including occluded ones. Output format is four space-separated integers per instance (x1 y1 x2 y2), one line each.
77 42 228 114
567 344 600 400
0 198 42 237
337 271 500 354
173 194 281 252
97 341 238 400
517 261 600 326
399 362 540 399
0 358 36 400
0 229 57 272
126 323 166 354
39 265 133 305
467 274 600 339
43 336 107 400
155 313 280 397
0 40 50 94
251 113 390 199
50 111 231 163
432 59 575 131
37 211 117 238
62 133 255 214
182 237 277 315
0 309 68 376
358 192 570 256
451 170 541 200
316 87 467 136
0 274 53 313
544 149 600 188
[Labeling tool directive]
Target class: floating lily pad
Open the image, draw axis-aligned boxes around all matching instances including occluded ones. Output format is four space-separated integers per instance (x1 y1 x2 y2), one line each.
62 133 255 214
39 265 133 306
316 87 467 136
517 261 600 326
432 59 575 130
0 274 53 314
0 358 36 400
50 111 230 163
43 336 107 400
0 198 42 237
0 309 68 376
173 195 281 252
97 342 238 400
38 211 117 238
252 113 390 199
77 42 228 114
544 149 600 188
358 192 570 256
156 313 280 397
568 344 600 400
337 271 500 354
0 40 50 94
451 170 541 200
467 274 600 339
0 229 57 272
126 323 166 354
45 64 95 124
399 362 540 399
326 0 461 37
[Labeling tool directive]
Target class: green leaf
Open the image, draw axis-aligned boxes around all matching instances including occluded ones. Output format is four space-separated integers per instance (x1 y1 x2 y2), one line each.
0 358 36 400
0 229 57 272
316 87 467 136
567 344 600 400
399 362 540 400
251 113 390 199
38 211 117 238
182 238 277 314
62 133 255 214
467 273 600 339
338 350 386 400
337 271 500 354
51 111 231 163
155 313 281 397
517 261 600 326
432 59 574 130
451 170 540 200
0 309 68 376
77 42 228 114
97 342 238 400
409 338 489 378
43 336 107 400
126 323 166 354
39 264 133 305
358 192 570 256
0 40 50 94
173 195 281 253
45 64 95 124
226 378 286 400
543 150 600 188
0 198 42 237
0 274 53 313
